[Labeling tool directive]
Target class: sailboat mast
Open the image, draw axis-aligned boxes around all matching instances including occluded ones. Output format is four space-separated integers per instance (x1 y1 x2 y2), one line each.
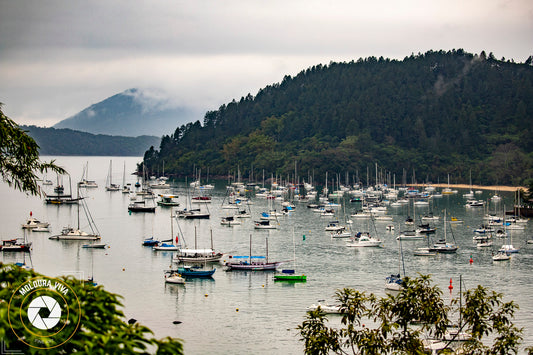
77 183 80 229
266 236 269 264
170 208 173 241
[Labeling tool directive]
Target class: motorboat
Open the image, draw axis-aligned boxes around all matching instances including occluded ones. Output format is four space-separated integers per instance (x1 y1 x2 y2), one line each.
307 300 343 314
220 216 242 226
174 265 216 278
413 247 436 256
157 194 180 206
345 233 382 247
254 220 277 229
82 243 107 249
0 238 32 252
153 243 179 251
176 208 210 219
385 274 403 291
165 272 185 284
325 221 345 231
128 200 156 212
492 250 511 261
21 213 50 229
397 230 424 240
142 237 160 246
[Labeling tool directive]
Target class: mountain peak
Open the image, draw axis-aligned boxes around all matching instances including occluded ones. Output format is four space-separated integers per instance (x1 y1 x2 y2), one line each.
53 88 201 137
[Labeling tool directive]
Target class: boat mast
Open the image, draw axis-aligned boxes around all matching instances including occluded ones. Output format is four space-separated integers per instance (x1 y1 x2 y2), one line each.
266 236 269 264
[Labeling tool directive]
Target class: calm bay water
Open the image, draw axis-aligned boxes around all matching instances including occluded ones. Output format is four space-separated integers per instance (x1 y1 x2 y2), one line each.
1 156 533 354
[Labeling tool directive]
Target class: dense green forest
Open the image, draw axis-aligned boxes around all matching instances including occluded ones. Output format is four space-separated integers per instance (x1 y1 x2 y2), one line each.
142 50 533 186
23 125 160 156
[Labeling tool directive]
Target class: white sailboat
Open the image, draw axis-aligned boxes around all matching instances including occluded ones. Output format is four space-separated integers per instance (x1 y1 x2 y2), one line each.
122 161 131 194
385 238 405 291
105 160 120 191
49 186 101 241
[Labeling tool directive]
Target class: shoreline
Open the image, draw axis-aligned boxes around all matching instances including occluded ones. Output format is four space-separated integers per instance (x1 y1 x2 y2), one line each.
408 183 524 192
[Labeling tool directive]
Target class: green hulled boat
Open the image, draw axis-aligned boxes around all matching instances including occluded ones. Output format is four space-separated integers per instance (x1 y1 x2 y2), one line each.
274 270 307 282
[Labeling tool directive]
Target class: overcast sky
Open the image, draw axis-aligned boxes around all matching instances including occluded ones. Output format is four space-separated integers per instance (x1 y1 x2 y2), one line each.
1 0 532 127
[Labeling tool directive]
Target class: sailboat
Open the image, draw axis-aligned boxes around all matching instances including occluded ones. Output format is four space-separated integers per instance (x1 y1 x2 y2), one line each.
274 228 306 281
49 185 101 241
428 209 458 253
79 161 98 188
121 161 131 194
173 226 224 263
153 209 179 251
385 238 405 290
105 160 120 191
497 210 519 254
223 235 284 271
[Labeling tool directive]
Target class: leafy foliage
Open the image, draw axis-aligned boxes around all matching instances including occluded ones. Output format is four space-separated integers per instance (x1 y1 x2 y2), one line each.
0 263 184 354
0 105 65 195
142 50 533 185
298 274 523 354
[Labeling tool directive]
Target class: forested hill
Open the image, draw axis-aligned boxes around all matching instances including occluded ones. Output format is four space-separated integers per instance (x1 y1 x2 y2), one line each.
143 50 533 186
23 126 160 156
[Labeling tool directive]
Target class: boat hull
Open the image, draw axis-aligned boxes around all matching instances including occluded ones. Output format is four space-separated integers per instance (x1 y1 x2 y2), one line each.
225 262 282 271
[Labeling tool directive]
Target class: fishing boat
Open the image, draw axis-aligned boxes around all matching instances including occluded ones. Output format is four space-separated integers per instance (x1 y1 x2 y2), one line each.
274 228 306 282
224 235 284 271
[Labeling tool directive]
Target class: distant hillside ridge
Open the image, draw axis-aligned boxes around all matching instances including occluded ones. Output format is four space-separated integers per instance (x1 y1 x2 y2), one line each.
142 49 533 186
53 88 201 137
23 125 160 156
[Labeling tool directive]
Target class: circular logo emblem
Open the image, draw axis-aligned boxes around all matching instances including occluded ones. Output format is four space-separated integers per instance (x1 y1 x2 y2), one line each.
8 277 81 349
27 295 62 330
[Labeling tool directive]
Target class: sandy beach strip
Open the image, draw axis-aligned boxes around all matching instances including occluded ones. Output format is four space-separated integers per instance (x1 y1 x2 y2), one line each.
408 184 525 192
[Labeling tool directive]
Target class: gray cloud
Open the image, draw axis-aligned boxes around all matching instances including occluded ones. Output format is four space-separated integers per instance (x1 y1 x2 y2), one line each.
1 0 532 126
